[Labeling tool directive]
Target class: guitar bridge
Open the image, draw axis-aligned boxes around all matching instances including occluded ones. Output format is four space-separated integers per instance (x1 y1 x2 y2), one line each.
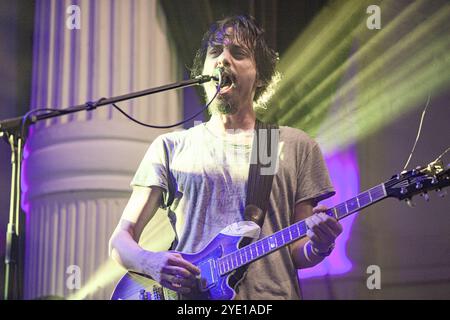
152 286 164 300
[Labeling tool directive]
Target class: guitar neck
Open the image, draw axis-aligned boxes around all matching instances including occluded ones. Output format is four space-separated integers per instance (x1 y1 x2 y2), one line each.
217 183 388 275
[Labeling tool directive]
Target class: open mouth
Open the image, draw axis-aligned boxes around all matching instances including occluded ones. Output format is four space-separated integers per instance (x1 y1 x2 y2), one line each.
219 73 236 95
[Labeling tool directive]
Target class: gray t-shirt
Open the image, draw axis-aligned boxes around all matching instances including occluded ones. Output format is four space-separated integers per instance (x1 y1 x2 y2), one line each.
131 122 335 299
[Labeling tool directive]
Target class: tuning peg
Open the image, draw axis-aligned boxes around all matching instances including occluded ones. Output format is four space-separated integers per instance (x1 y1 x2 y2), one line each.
415 182 423 189
431 176 439 185
405 198 415 208
420 192 430 201
139 289 148 300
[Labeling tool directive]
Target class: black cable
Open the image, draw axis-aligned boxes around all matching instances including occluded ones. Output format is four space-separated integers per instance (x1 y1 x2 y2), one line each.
19 78 220 135
19 97 108 139
111 85 220 129
86 97 107 111
20 108 63 139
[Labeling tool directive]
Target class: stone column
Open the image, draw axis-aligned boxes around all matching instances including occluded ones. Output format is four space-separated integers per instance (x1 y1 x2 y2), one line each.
23 0 180 299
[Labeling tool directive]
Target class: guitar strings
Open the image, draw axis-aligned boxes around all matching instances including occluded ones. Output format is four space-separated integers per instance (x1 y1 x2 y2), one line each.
402 93 431 171
433 147 450 163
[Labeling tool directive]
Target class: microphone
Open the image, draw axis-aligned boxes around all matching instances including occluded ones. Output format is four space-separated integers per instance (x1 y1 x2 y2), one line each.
195 66 224 87
212 66 225 88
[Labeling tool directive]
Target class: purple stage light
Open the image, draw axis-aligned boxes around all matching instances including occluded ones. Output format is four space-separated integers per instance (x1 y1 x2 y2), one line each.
299 145 358 278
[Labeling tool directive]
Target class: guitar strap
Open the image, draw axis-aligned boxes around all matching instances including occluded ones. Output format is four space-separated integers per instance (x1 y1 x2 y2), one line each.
161 141 179 250
163 120 279 251
231 119 279 294
244 119 279 228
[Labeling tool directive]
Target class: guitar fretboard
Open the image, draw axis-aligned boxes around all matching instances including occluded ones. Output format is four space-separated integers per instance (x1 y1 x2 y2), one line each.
217 184 387 275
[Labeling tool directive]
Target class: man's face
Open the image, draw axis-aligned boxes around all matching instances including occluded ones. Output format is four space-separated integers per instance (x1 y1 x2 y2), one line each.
202 27 259 114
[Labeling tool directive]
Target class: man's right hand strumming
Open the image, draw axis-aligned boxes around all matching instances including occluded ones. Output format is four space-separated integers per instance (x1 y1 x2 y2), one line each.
138 250 201 294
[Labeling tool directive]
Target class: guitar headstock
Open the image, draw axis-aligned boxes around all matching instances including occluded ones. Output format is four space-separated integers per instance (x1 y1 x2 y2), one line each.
384 160 449 201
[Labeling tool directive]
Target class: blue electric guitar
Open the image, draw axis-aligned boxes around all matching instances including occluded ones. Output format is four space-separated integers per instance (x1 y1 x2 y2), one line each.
111 160 449 300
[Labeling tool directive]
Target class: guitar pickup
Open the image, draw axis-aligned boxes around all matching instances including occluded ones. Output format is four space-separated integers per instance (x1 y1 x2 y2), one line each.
197 259 218 292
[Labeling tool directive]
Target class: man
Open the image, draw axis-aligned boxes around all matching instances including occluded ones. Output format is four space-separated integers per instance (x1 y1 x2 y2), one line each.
109 15 342 299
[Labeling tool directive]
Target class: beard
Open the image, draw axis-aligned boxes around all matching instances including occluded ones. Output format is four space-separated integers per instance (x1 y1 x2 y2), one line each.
209 96 238 115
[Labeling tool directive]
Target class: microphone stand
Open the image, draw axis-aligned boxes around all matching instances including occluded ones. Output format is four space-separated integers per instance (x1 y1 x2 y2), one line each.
0 74 217 300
